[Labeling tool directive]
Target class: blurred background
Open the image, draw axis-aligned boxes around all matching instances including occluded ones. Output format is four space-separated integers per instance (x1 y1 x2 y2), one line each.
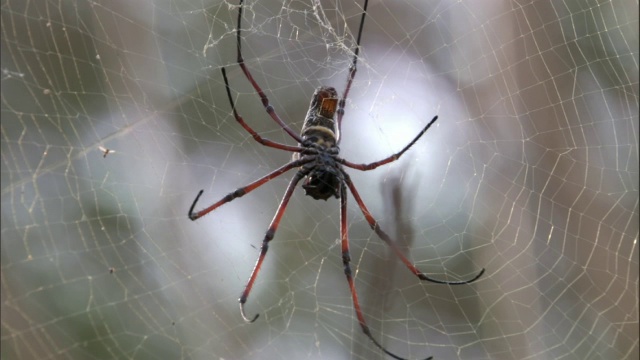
2 0 638 359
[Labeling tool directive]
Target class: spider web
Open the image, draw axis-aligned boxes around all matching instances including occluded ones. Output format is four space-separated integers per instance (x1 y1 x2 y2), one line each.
2 0 638 359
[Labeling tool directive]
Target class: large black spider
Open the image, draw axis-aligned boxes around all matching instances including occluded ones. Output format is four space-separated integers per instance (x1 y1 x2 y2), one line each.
189 1 484 359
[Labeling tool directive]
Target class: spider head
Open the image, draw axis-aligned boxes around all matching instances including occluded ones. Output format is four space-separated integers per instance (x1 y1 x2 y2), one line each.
302 166 341 200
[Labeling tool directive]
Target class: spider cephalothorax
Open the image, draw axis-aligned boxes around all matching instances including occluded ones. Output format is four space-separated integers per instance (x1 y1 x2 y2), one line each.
188 1 484 359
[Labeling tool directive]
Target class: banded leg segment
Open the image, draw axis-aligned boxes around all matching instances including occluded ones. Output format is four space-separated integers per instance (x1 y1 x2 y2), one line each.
339 184 433 360
340 116 438 171
239 170 306 322
188 158 311 220
234 0 304 143
342 170 485 285
336 0 369 143
222 67 304 152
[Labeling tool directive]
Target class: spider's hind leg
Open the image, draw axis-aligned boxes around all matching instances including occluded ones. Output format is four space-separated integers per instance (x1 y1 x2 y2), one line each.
341 170 485 285
339 184 433 360
237 170 306 322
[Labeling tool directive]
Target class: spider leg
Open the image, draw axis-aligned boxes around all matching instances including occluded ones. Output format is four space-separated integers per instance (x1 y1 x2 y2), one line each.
340 116 438 171
239 170 306 322
339 184 433 360
341 170 485 285
189 157 312 220
222 67 305 152
336 0 369 143
234 0 304 143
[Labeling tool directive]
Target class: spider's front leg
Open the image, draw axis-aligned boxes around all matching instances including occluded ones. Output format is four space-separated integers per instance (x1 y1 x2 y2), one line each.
232 0 303 143
221 67 305 153
336 0 369 143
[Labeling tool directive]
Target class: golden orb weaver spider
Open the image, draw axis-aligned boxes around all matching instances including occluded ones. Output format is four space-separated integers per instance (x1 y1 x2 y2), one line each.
189 1 485 359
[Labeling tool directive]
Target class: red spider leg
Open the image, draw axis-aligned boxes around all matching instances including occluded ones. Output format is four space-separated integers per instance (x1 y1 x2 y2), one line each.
336 0 369 143
239 170 307 322
222 67 305 152
234 0 304 144
188 157 312 220
340 116 438 171
341 170 485 285
339 184 433 360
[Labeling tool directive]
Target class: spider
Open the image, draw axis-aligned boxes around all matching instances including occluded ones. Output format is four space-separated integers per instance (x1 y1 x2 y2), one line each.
189 1 484 359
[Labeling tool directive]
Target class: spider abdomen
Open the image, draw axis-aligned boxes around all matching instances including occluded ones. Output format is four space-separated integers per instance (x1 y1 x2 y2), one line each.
300 86 339 148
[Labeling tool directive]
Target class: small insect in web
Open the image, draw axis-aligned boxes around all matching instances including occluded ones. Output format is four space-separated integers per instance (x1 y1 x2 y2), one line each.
98 146 113 158
189 1 485 359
